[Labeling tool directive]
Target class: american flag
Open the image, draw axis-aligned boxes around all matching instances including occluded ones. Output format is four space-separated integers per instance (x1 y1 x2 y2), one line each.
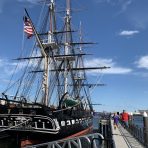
24 16 33 38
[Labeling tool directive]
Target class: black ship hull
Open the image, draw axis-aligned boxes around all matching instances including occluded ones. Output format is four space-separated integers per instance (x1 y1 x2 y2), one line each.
0 104 93 147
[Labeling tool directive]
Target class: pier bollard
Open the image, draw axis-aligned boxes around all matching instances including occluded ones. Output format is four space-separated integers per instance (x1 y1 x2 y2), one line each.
143 112 148 147
99 122 102 133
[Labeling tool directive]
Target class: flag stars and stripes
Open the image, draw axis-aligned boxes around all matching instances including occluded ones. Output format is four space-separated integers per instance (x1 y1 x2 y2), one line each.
24 16 33 39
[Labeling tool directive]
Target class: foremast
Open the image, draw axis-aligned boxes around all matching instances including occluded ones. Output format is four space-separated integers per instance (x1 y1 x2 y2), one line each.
24 8 49 106
31 0 56 106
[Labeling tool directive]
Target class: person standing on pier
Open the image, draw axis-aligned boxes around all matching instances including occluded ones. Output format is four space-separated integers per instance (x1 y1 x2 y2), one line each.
121 110 129 128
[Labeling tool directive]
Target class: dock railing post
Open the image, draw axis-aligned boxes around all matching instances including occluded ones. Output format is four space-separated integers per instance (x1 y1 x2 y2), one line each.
143 112 148 147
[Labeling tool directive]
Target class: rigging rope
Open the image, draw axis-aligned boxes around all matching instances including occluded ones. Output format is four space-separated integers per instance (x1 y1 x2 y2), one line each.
13 43 36 100
90 71 104 95
3 11 26 94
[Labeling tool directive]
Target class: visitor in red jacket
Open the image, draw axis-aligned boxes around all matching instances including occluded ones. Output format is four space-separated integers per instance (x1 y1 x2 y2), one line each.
121 110 129 128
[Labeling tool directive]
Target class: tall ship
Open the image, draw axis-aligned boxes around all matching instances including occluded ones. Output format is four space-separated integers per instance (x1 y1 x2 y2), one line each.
0 0 109 147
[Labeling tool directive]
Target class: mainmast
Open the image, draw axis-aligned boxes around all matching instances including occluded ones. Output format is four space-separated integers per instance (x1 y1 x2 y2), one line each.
42 0 56 106
64 0 72 93
48 0 56 42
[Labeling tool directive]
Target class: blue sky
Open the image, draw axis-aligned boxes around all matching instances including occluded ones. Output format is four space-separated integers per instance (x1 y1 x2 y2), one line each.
0 0 148 113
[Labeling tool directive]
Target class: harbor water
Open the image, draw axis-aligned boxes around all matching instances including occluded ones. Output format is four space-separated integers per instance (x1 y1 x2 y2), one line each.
132 115 144 128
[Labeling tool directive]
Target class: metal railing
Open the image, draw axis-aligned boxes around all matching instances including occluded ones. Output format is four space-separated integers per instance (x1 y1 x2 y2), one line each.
128 124 147 146
129 124 144 143
25 133 105 148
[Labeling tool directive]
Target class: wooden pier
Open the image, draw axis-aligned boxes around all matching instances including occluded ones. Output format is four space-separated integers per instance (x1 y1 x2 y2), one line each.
111 120 145 148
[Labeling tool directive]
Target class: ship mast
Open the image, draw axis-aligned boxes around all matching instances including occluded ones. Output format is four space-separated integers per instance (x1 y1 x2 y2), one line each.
23 9 49 106
42 0 55 106
64 0 72 93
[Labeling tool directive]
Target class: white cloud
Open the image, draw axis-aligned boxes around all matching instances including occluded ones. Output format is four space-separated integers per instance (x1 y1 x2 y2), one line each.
129 13 148 30
95 0 148 30
105 67 132 74
0 0 7 14
119 30 139 36
0 50 42 77
133 72 148 78
95 0 110 3
0 56 42 90
17 0 40 4
119 0 132 13
0 56 132 81
84 58 132 75
0 57 34 78
0 59 14 75
95 0 132 11
136 56 148 69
